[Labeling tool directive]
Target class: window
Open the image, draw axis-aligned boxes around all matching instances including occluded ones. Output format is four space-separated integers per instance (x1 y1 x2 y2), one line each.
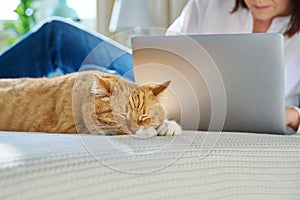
68 0 96 20
0 0 96 21
0 0 19 20
0 0 97 31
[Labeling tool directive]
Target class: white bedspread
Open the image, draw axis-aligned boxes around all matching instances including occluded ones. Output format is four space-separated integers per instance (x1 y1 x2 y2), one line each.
0 131 299 200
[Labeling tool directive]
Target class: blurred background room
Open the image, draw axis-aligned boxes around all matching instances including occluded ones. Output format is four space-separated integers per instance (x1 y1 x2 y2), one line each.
0 0 188 51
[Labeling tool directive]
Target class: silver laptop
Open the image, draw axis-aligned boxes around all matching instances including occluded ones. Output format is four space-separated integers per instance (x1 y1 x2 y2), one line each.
131 33 285 134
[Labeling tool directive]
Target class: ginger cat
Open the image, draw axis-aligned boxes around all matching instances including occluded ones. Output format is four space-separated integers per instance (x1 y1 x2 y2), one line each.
0 71 181 136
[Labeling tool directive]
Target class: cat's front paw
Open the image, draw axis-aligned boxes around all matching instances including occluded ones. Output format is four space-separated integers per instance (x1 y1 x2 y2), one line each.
137 127 157 137
157 120 182 136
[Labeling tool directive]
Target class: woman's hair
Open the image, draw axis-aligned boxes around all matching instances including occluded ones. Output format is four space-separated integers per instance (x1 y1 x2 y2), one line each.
231 0 300 38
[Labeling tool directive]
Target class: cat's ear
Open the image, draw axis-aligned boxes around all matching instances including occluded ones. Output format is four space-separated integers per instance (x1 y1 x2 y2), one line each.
92 74 112 94
152 81 171 96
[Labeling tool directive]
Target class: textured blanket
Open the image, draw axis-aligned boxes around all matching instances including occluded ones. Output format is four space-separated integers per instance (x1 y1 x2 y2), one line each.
0 131 299 200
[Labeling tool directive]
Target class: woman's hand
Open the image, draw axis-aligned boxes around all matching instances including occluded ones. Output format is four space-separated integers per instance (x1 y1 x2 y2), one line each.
285 107 300 131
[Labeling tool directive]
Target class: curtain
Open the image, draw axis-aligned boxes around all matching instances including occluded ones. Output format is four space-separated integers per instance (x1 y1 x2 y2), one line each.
96 0 188 36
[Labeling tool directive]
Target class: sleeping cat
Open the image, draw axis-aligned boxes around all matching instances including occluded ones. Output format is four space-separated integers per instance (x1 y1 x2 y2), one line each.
0 70 181 136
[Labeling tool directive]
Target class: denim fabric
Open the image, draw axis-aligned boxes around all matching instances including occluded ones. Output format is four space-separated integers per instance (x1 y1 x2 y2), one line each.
0 18 134 81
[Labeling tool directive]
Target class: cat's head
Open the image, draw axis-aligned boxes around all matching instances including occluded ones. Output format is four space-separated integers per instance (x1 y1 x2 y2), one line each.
126 81 170 134
92 74 170 135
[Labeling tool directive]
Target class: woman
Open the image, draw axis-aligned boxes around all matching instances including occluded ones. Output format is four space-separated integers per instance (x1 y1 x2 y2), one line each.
167 0 300 133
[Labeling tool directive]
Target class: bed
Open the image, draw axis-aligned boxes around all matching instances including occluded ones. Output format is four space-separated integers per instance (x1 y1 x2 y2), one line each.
0 131 299 200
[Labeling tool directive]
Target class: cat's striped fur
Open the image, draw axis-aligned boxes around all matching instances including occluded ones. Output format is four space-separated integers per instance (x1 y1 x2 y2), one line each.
0 71 181 135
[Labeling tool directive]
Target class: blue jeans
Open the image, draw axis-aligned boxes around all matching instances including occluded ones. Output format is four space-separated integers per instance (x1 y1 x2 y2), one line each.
0 18 134 81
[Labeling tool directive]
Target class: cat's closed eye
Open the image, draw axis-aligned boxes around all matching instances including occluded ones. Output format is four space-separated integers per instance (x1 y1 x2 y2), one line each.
139 114 151 126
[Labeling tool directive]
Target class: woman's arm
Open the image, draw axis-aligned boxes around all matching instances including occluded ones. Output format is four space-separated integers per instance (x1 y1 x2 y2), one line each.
285 106 300 132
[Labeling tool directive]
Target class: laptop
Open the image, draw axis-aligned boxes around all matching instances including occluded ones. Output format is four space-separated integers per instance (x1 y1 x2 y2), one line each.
131 33 286 134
